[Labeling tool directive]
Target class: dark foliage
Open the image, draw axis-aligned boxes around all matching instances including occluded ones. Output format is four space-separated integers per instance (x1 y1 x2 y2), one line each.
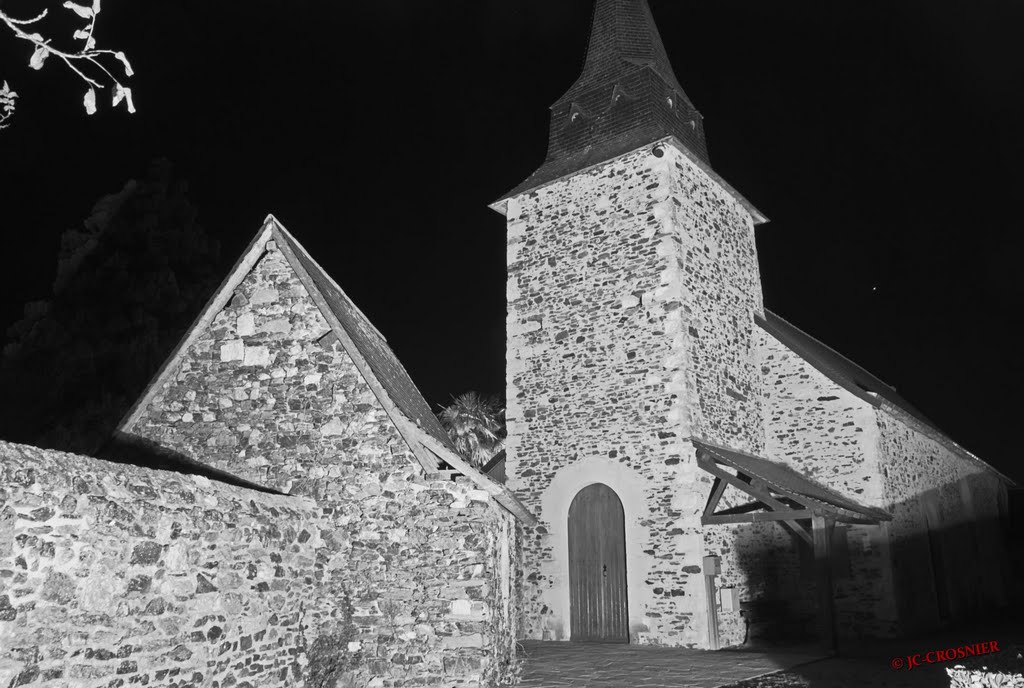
0 159 220 454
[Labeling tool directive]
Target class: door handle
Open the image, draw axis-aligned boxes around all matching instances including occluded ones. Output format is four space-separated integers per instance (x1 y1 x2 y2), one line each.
603 564 608 578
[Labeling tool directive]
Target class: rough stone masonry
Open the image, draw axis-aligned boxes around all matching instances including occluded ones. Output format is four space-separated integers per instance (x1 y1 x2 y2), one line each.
0 237 523 687
504 141 765 647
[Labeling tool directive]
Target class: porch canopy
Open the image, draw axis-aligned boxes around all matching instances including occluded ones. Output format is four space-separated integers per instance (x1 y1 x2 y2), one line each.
693 439 892 653
695 439 891 540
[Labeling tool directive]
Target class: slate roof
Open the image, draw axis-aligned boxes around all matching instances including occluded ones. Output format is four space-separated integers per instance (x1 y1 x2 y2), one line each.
694 439 893 524
278 229 458 455
118 216 537 523
756 310 935 430
757 310 1014 486
501 0 711 201
118 220 453 456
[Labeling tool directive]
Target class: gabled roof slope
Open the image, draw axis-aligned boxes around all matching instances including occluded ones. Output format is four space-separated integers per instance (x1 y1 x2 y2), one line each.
757 310 1014 485
276 227 457 456
758 310 933 427
119 216 535 524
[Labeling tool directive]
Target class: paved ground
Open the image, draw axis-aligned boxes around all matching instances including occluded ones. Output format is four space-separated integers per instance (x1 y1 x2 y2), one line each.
721 623 1024 688
504 614 1024 688
505 642 825 688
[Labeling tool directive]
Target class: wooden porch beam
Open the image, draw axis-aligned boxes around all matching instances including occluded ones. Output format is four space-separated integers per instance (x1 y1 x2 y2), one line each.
697 453 814 544
703 509 811 525
813 514 838 655
780 520 813 546
712 500 768 517
698 458 794 513
703 477 727 518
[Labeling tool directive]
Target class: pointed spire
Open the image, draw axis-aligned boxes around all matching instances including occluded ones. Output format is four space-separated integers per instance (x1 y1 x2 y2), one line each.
502 0 711 200
562 0 686 104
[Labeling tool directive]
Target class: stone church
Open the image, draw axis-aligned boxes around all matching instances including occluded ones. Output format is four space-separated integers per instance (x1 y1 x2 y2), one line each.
490 0 1015 650
0 0 1017 685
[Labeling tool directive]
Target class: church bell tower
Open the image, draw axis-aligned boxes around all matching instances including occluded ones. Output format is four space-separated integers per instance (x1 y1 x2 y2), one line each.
491 0 768 647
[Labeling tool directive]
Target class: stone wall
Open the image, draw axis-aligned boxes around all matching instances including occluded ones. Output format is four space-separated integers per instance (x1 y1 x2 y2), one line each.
125 243 521 687
756 327 898 639
0 441 327 687
0 242 523 687
504 141 762 647
0 439 519 688
756 329 886 507
877 410 1010 636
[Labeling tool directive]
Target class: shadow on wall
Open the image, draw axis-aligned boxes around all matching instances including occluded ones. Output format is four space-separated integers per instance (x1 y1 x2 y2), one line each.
726 483 1017 650
715 605 1024 688
97 431 283 495
731 525 816 645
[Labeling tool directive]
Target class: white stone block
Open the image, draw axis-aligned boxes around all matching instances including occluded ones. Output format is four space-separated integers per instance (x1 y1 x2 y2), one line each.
259 318 291 334
320 418 346 436
236 313 255 336
242 346 271 366
250 287 278 304
450 599 472 616
220 340 244 362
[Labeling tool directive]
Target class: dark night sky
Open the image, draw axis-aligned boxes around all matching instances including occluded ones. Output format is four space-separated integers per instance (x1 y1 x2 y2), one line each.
1 1 1021 481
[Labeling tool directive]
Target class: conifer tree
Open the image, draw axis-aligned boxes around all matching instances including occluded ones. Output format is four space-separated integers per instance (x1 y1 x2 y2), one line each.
0 159 220 454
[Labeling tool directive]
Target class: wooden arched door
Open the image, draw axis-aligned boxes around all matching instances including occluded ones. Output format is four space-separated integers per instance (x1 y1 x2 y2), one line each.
568 482 628 642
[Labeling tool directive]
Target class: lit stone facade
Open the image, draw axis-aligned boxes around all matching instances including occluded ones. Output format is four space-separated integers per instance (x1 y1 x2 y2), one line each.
504 141 765 646
758 325 1011 639
500 119 1013 649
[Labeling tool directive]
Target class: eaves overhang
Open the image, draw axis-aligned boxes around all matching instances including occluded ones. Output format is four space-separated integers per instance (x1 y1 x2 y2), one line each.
489 135 768 226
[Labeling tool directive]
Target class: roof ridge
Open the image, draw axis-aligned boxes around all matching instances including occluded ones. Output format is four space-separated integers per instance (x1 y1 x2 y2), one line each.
267 220 388 343
756 310 1014 484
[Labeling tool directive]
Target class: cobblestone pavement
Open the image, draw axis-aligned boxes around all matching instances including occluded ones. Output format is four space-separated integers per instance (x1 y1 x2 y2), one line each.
505 614 1024 688
504 642 825 688
718 621 1024 688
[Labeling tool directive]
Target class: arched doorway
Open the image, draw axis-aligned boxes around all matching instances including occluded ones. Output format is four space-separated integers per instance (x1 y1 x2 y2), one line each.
568 482 628 642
